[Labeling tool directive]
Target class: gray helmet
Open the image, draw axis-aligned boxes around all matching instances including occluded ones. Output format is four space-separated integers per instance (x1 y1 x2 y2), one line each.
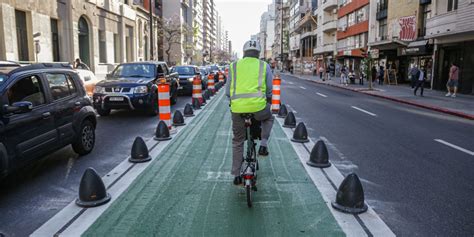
243 40 261 53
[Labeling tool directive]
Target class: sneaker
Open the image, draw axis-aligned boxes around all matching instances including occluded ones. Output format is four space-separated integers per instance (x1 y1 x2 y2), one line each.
233 176 242 186
258 146 269 156
445 93 451 97
451 94 456 98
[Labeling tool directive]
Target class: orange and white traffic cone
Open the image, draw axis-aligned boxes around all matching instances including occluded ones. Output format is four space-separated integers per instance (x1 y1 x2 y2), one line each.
218 73 225 84
207 74 215 95
225 68 229 78
192 75 203 105
158 81 175 134
271 74 281 114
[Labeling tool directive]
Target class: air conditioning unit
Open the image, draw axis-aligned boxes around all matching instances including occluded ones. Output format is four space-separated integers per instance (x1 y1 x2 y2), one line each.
376 36 381 41
332 9 337 14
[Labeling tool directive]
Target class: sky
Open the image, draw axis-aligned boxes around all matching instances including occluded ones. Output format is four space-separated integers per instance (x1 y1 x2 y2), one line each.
214 0 273 58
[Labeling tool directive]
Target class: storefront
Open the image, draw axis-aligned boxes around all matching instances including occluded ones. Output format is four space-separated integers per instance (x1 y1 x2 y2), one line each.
398 40 434 85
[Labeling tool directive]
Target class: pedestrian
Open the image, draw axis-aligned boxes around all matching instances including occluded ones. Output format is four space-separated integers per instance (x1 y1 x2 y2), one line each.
225 40 274 186
409 65 419 88
329 63 335 80
378 65 384 85
74 58 90 70
446 62 459 98
414 67 426 96
371 65 377 83
319 65 324 80
290 65 294 74
340 65 348 86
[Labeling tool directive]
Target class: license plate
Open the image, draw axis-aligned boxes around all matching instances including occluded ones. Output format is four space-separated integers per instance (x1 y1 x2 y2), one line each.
109 97 124 101
178 86 183 89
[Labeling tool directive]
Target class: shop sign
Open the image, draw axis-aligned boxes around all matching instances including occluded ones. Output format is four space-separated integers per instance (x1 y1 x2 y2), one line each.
343 50 352 56
370 49 379 59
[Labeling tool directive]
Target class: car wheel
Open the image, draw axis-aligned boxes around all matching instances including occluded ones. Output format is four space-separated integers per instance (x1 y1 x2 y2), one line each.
96 108 111 116
72 120 95 156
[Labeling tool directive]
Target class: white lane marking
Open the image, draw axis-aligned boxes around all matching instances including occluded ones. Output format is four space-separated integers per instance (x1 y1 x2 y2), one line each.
351 106 377 117
316 92 327 98
299 86 307 90
434 139 474 156
288 81 294 85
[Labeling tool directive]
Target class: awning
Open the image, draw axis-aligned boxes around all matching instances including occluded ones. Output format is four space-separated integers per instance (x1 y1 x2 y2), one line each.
407 40 428 47
368 39 408 50
398 40 433 56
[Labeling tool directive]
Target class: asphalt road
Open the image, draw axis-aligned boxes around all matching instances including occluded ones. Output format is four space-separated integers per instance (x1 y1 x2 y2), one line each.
279 74 474 236
0 95 192 237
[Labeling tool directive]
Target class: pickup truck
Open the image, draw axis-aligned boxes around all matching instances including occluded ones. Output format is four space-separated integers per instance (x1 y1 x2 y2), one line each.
92 61 179 116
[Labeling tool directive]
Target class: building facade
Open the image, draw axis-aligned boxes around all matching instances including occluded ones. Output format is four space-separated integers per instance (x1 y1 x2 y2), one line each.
0 0 162 77
313 0 338 73
273 0 290 71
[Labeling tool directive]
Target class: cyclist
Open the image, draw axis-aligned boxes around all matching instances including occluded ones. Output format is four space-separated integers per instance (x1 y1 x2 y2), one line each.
226 40 274 186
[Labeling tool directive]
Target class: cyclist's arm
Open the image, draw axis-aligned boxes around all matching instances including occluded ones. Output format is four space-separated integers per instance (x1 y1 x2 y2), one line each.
265 64 273 100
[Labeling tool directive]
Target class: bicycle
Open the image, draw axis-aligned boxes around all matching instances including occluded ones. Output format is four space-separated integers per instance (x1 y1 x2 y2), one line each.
240 114 259 208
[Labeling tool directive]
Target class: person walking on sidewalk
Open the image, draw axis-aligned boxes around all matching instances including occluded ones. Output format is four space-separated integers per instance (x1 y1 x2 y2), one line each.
409 65 419 88
378 64 385 85
414 67 426 96
226 40 274 186
446 62 459 98
319 66 324 80
371 65 377 84
340 65 348 86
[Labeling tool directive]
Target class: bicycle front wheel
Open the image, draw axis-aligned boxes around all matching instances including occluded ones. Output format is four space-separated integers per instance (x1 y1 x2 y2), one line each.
246 185 252 208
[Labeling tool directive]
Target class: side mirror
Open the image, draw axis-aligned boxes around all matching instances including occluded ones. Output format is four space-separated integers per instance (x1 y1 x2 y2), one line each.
4 101 33 114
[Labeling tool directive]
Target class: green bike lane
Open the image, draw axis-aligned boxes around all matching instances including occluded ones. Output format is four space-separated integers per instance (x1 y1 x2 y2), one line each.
83 94 344 236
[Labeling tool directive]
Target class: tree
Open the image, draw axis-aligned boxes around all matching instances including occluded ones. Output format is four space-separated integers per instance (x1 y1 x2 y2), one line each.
158 16 191 65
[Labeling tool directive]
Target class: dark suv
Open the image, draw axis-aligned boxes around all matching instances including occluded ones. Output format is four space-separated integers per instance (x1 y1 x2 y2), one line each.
171 65 205 95
93 61 179 116
0 63 97 178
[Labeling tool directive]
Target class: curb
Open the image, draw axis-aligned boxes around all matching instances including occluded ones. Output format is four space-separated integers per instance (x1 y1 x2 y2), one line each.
288 74 474 121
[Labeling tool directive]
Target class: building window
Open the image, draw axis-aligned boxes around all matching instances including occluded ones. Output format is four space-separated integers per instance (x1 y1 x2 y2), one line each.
99 30 107 63
15 10 29 61
419 5 431 37
114 33 120 63
447 0 458 11
51 19 60 62
378 19 387 40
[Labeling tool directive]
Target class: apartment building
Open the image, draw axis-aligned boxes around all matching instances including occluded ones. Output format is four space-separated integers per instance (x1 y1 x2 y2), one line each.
313 0 338 72
289 0 317 74
425 0 474 94
258 2 276 61
335 0 369 77
273 0 290 70
0 0 162 76
192 0 204 65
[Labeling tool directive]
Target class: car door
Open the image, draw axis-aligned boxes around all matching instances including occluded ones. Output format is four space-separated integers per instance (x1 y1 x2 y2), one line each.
44 72 80 143
2 74 58 159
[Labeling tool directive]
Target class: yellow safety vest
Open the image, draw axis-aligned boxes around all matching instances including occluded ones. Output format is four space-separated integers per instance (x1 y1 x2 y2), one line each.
229 57 267 113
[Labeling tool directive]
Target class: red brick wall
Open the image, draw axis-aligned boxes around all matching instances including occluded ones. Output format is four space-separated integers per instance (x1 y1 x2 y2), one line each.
337 21 369 40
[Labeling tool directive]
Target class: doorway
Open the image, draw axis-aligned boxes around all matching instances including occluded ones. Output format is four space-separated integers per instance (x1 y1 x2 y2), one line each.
78 16 90 67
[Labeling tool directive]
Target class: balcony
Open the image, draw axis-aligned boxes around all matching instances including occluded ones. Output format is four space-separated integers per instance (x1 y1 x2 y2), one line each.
313 43 336 54
322 20 337 33
322 0 337 11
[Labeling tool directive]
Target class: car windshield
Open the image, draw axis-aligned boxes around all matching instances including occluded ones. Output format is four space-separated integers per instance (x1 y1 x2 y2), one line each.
172 66 195 75
111 64 155 79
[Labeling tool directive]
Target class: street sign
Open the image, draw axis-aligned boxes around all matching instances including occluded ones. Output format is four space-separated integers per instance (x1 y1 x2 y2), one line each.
370 49 379 59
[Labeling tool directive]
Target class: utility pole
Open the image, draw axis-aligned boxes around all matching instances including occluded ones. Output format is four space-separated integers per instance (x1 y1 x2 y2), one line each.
149 0 154 60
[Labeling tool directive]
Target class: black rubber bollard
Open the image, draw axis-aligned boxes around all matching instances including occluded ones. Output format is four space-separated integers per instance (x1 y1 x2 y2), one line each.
192 97 201 110
154 120 171 141
307 140 331 168
283 112 296 128
172 110 186 126
291 122 309 143
331 173 368 214
183 103 194 117
129 136 151 163
76 168 111 207
203 90 210 101
278 104 288 118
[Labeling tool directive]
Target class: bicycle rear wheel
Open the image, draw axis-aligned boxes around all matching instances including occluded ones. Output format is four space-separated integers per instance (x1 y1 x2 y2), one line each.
246 185 252 208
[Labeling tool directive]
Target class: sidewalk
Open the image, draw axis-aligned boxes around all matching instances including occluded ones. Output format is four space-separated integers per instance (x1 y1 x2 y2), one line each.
286 73 474 120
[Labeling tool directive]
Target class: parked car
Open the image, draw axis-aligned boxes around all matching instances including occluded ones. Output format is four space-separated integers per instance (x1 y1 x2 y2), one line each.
198 66 210 89
170 65 202 95
76 69 100 97
0 63 97 178
92 61 178 116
